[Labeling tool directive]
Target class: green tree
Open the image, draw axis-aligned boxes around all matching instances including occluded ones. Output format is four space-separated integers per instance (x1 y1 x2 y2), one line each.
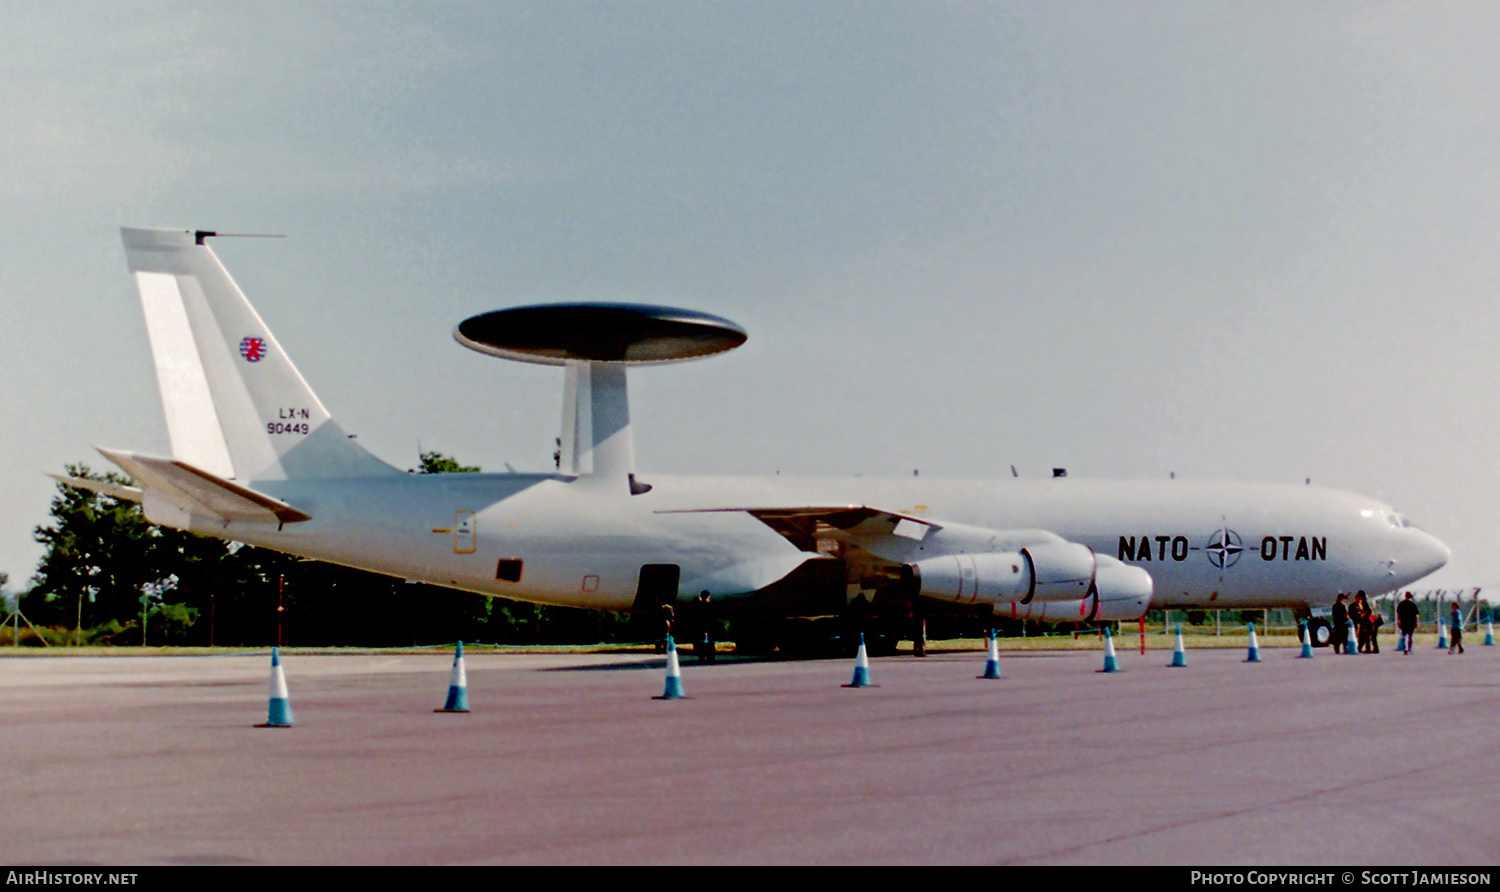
31 465 167 641
31 466 282 645
160 534 295 647
412 451 480 474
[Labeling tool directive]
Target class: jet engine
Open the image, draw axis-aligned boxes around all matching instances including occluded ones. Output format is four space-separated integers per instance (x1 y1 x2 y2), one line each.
902 548 1152 622
901 541 1095 606
1019 541 1097 603
1089 554 1153 620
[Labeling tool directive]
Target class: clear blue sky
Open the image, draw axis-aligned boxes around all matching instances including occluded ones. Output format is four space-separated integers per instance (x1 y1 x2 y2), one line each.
4 2 1497 595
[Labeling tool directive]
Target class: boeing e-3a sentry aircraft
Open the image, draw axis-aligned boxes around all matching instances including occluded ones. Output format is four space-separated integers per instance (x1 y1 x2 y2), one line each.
55 228 1450 649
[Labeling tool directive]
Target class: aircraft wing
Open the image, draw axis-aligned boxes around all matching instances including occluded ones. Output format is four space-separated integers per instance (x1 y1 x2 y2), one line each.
93 447 312 526
658 504 1065 562
658 505 944 556
660 503 1152 620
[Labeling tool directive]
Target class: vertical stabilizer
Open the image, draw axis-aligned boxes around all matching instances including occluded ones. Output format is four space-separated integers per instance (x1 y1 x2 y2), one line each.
121 228 397 482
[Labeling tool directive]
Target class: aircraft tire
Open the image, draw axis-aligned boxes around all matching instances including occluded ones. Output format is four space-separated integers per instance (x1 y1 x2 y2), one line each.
1307 618 1332 648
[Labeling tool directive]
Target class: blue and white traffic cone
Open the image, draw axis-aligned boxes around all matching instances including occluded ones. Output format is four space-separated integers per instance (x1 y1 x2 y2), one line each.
980 630 1002 679
1437 619 1449 651
258 646 295 728
656 636 686 699
845 634 872 687
1484 619 1494 647
437 641 470 713
1298 622 1313 659
1245 623 1261 663
1100 626 1119 673
1169 624 1187 667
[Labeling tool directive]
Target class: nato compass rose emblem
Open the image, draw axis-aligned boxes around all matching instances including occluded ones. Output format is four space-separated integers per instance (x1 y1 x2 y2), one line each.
1206 527 1244 569
239 336 267 363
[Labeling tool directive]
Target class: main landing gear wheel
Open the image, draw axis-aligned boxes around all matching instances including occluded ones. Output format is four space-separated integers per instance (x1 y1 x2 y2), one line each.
1307 618 1332 648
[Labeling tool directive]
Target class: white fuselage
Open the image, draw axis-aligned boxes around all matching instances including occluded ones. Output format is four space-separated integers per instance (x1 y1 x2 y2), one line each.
196 472 1448 614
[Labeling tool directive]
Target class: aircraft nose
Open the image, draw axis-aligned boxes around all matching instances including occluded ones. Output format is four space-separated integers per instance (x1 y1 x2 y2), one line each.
1398 529 1450 581
1417 531 1451 577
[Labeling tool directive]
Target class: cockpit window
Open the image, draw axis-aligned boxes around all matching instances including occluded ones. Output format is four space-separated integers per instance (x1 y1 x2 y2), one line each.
1366 507 1418 529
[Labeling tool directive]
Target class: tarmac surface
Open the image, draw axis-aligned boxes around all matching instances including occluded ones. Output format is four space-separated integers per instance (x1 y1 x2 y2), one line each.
3 639 1498 866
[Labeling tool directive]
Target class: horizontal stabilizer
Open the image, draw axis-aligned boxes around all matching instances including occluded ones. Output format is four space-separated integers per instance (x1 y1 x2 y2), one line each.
96 447 311 525
47 474 143 504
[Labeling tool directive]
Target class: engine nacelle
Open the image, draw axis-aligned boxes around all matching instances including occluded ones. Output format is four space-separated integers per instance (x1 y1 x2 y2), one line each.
912 551 1153 622
1019 541 1096 603
901 552 1031 606
903 542 1096 606
1090 554 1152 620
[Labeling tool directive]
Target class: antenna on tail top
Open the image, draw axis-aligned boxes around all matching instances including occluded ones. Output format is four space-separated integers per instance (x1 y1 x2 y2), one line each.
193 231 287 245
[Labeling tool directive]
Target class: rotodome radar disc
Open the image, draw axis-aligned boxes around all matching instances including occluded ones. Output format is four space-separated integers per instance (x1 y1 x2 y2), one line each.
454 303 747 365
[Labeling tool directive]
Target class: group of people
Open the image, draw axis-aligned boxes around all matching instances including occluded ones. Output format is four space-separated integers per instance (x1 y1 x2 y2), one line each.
1334 590 1467 655
1330 591 1384 654
1399 591 1468 655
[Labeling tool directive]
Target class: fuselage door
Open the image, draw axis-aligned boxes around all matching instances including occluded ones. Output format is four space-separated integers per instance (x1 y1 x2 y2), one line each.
454 511 476 554
633 563 681 612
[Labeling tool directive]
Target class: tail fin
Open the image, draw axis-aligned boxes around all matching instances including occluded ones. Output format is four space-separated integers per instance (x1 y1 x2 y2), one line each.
121 228 397 482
